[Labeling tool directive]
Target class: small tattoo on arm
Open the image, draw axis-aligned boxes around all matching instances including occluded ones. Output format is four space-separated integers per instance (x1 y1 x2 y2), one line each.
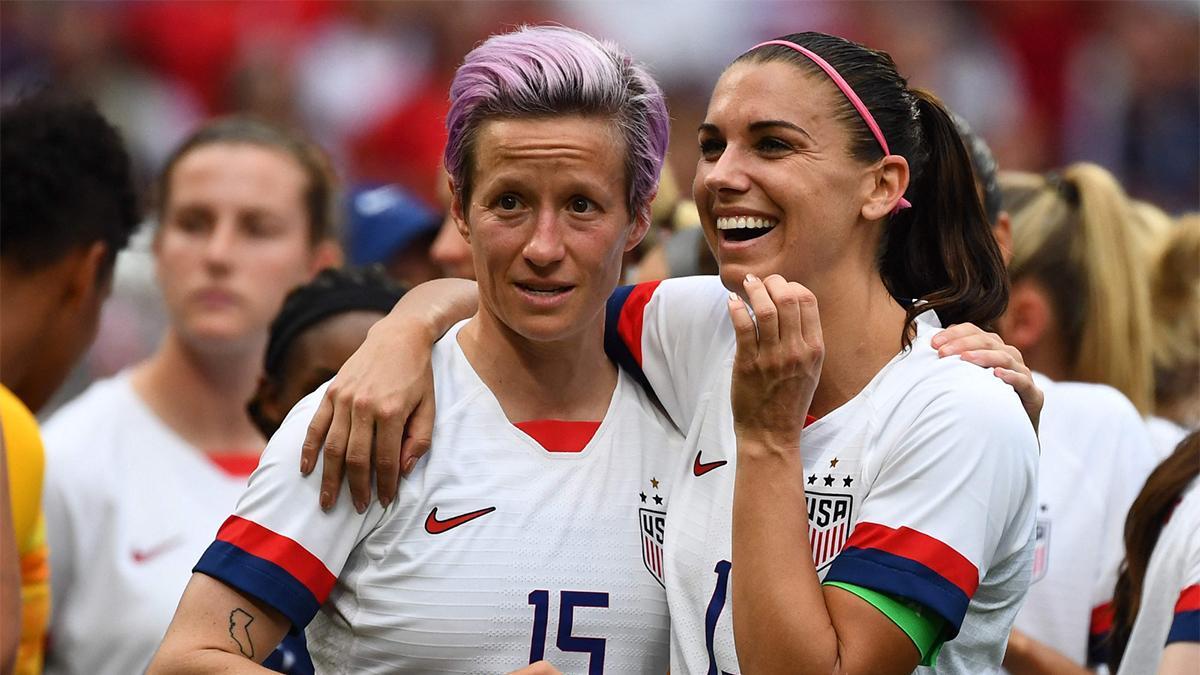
228 608 256 659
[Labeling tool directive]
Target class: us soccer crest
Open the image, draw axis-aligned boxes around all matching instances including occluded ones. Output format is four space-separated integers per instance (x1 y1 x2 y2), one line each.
1031 515 1051 583
807 491 853 570
638 477 666 587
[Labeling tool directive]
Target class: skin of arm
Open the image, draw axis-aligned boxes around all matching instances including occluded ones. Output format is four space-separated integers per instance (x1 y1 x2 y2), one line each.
0 436 19 673
146 573 291 675
300 278 479 510
727 274 920 675
1158 642 1200 675
1002 628 1093 675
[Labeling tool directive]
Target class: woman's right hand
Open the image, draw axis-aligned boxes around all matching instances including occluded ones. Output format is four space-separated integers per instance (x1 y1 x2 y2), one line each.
299 278 480 511
301 311 437 512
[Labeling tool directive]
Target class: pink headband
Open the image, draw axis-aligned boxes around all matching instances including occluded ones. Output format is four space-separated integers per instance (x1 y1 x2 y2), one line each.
749 40 912 214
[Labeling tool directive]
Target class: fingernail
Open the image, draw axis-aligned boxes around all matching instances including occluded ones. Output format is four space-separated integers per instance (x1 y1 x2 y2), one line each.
402 456 417 476
380 495 392 508
320 491 332 510
300 458 310 474
728 291 740 304
354 500 367 514
745 273 759 284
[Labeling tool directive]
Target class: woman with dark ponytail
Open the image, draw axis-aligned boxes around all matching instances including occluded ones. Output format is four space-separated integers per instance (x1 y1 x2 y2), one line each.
299 30 1041 674
1108 432 1200 674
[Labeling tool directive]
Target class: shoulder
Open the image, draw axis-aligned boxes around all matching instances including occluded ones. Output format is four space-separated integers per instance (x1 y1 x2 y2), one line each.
41 374 137 470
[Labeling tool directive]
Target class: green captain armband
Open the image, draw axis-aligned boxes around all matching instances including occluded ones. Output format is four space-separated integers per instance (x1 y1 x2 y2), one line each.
824 580 946 666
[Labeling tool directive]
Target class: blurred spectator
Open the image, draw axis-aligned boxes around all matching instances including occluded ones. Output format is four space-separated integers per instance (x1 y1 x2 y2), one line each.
40 116 340 675
345 183 440 287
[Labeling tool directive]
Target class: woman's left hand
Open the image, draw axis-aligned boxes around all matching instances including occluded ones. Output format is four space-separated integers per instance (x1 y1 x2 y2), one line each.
931 322 1043 433
727 273 824 452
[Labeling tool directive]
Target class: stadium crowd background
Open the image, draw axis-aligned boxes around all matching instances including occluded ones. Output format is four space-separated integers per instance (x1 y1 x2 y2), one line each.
1 0 1197 403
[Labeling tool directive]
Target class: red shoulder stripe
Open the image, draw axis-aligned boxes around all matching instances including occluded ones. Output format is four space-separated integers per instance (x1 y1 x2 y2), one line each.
616 281 662 368
843 522 979 597
1175 584 1200 614
215 515 336 602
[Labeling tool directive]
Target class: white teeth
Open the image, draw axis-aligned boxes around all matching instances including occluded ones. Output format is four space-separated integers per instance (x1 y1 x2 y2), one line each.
716 216 777 230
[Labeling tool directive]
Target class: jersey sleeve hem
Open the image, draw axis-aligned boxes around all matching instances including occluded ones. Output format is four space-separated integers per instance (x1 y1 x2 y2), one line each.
824 524 976 638
193 515 336 631
1168 585 1200 645
824 580 945 666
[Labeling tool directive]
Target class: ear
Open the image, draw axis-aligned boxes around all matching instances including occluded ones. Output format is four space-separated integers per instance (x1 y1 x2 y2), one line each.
860 155 910 222
308 239 343 274
450 181 471 243
992 210 1013 267
624 192 656 254
246 375 284 437
61 242 110 310
1001 280 1052 353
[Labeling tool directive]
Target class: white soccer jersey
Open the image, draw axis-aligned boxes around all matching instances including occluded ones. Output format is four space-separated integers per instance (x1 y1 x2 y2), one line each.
1116 477 1200 673
1010 375 1156 668
606 277 1039 675
196 322 682 673
40 373 308 675
1146 416 1189 463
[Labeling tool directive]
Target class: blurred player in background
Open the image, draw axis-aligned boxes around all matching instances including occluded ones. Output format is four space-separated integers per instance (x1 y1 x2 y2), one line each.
247 266 406 438
1142 214 1200 455
0 90 140 675
1108 431 1200 674
998 165 1156 424
151 25 680 673
41 116 340 675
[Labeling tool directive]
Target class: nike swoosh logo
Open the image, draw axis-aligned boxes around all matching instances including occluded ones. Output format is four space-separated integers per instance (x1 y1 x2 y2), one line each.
131 536 183 564
693 450 728 477
424 506 497 534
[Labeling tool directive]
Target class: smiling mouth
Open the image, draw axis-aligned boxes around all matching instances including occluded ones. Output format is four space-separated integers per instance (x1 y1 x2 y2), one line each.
716 216 777 242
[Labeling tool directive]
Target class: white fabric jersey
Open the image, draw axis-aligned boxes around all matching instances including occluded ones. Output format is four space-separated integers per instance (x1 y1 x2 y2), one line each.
1116 477 1200 673
1010 375 1155 667
197 322 682 673
607 277 1039 675
1146 416 1189 463
41 373 305 675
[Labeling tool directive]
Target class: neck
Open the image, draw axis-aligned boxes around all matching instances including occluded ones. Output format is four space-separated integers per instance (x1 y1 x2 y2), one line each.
131 329 266 453
0 269 60 411
806 270 908 418
457 308 617 423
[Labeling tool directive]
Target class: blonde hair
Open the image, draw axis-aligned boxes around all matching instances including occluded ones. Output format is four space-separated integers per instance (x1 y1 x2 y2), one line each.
1000 163 1154 414
1147 214 1200 421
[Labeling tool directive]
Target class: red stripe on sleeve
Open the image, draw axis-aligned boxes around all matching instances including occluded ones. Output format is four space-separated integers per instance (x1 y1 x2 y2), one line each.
616 281 662 368
1175 585 1200 614
844 522 979 597
1090 601 1114 635
215 515 336 601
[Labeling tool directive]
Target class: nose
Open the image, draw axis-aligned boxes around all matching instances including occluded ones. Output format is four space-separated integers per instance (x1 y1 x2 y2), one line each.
203 218 237 271
522 209 565 268
702 146 751 197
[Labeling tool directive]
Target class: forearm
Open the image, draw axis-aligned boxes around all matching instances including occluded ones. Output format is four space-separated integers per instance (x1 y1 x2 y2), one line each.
147 647 276 675
1002 630 1093 675
732 436 838 674
382 278 479 342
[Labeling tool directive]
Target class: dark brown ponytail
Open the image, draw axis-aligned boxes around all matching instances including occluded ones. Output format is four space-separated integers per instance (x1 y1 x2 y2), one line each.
738 33 1008 344
1108 431 1200 670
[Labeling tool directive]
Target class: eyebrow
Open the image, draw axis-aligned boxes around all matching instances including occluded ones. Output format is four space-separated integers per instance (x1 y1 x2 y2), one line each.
698 120 814 143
